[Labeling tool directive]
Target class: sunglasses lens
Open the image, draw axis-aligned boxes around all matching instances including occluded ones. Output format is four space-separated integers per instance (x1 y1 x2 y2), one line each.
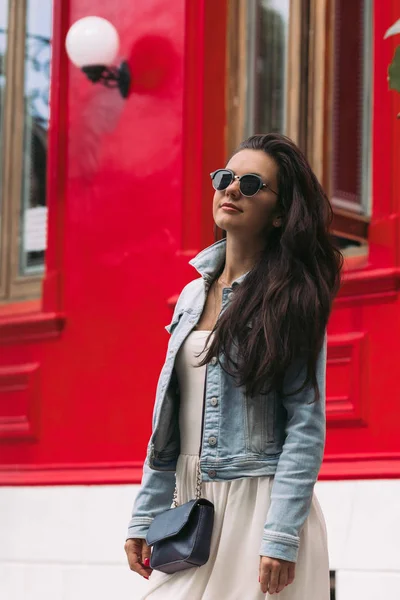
212 170 233 191
239 175 261 196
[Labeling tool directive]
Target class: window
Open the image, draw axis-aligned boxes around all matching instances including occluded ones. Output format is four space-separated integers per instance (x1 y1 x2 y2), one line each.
227 0 373 250
324 0 372 249
0 0 52 303
227 0 290 154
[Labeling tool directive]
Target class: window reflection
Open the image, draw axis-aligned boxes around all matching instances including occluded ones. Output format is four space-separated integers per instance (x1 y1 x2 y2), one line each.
0 1 8 229
20 0 52 275
255 0 289 133
246 0 290 136
331 0 372 216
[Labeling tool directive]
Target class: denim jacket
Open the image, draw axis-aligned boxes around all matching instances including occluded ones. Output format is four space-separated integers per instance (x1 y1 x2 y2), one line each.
127 239 326 563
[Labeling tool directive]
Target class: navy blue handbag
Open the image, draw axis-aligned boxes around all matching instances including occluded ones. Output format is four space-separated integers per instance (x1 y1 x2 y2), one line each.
146 495 215 574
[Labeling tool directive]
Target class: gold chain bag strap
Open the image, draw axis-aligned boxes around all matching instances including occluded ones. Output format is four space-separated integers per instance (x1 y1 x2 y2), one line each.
172 458 203 507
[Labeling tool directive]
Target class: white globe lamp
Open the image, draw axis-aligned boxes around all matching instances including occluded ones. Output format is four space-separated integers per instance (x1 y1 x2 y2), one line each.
65 16 131 98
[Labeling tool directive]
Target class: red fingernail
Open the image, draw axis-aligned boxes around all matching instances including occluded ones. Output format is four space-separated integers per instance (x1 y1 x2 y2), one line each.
144 558 150 567
144 575 149 580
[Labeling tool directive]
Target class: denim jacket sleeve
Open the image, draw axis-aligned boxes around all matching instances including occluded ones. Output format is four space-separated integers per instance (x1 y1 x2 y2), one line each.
126 451 175 539
125 293 189 540
126 360 178 539
259 336 327 562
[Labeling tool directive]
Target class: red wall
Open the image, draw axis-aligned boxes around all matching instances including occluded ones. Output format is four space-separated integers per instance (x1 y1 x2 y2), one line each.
322 0 400 479
1 0 400 484
0 0 227 483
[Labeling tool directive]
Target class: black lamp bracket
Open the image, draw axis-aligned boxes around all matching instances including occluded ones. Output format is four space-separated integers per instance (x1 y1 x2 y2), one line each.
81 60 131 98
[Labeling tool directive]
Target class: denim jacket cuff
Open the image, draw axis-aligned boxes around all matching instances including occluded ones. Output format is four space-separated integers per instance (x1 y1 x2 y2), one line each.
259 531 300 563
126 516 154 540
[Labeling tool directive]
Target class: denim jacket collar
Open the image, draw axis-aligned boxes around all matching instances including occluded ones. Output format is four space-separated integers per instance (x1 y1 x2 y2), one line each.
189 239 248 287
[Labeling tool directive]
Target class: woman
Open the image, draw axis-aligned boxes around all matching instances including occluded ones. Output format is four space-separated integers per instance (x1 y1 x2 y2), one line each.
125 134 342 598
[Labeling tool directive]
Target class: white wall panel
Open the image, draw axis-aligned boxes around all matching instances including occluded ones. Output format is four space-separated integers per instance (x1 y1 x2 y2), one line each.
1 480 400 600
316 479 400 572
315 480 358 570
336 570 400 600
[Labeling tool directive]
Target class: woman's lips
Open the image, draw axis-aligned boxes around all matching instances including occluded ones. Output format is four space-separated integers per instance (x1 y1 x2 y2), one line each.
221 203 242 213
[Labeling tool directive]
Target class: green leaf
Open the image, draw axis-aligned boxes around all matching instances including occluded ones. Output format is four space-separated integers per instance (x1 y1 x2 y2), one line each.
388 46 400 92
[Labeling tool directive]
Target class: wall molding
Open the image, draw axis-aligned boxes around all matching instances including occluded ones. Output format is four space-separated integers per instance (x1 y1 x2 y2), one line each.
326 332 368 426
320 453 400 480
2 454 400 486
0 363 40 441
0 461 144 486
337 266 400 304
166 267 400 312
0 312 66 345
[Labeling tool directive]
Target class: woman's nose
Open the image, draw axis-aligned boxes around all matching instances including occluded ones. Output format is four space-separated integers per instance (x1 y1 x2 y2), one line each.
225 178 241 198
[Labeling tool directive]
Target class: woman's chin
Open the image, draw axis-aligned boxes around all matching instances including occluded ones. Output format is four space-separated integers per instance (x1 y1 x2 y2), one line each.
214 215 244 232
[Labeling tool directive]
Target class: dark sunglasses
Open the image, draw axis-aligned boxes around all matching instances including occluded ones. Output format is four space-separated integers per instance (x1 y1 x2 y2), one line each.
210 169 278 197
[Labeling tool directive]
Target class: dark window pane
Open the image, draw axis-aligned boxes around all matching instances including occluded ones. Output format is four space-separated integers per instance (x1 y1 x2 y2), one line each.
19 0 52 275
0 1 9 228
247 0 290 136
255 0 289 133
332 0 370 213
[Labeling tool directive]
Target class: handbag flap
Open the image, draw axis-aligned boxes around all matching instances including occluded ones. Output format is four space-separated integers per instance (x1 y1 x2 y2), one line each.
146 499 206 546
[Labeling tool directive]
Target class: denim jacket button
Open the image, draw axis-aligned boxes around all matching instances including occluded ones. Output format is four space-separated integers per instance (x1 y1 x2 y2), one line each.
208 469 217 478
210 397 218 407
227 292 234 301
210 357 217 365
208 436 217 446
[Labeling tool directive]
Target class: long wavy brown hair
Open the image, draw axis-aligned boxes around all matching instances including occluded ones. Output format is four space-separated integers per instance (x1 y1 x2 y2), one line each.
200 134 343 399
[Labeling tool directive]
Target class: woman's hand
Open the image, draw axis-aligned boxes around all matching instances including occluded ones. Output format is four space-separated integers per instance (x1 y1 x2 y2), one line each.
259 556 295 594
125 538 153 579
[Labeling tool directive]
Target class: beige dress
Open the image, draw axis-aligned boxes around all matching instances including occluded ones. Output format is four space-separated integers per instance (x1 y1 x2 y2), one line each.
141 331 330 600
